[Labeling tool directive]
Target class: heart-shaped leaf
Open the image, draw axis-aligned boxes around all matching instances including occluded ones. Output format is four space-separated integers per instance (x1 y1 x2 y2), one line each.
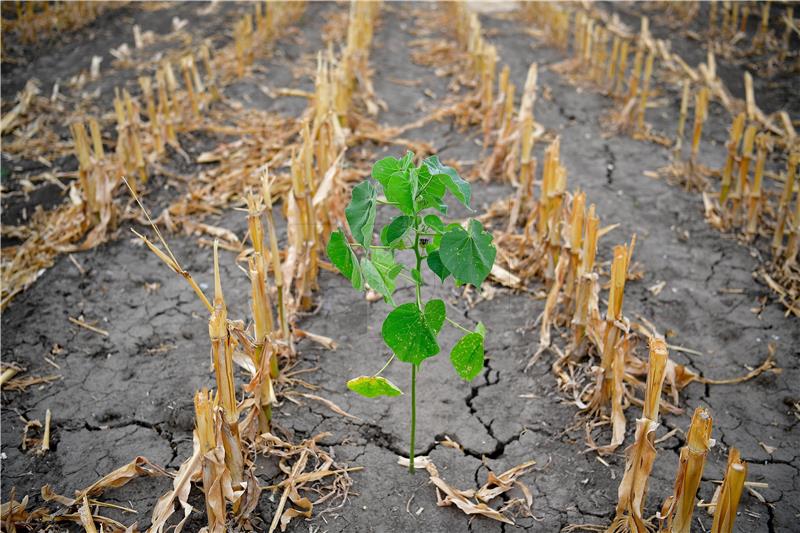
424 299 445 335
439 219 496 287
385 171 416 215
426 251 450 283
415 165 448 214
372 157 403 186
381 302 441 365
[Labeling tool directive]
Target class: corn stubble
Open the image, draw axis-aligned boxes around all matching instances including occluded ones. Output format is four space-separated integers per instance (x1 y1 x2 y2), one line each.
660 407 713 533
525 1 800 315
5 3 387 528
1 1 306 310
456 9 776 525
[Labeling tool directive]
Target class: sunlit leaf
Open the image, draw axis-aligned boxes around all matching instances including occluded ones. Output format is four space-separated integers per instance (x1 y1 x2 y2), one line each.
450 332 484 381
347 376 403 398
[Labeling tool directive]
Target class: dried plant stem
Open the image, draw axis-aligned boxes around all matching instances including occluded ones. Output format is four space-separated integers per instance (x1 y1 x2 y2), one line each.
719 113 746 205
608 338 667 533
662 407 713 533
673 80 690 159
636 48 655 132
42 409 52 453
210 241 244 487
771 153 799 256
745 134 768 237
262 170 289 361
731 124 757 217
125 180 213 313
689 87 709 176
710 449 748 533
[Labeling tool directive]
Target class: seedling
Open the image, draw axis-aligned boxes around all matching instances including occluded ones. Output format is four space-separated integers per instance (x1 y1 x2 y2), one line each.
327 152 497 473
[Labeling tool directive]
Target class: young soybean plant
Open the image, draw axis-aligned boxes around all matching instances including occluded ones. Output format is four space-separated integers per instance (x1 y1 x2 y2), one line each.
327 152 497 473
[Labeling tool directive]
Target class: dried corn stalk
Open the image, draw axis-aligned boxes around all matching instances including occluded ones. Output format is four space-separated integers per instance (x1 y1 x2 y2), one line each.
607 338 668 533
660 407 714 533
709 448 748 533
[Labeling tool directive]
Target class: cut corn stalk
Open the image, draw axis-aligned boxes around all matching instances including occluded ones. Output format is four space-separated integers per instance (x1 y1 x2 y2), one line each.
607 338 668 533
661 407 713 533
710 449 748 533
209 241 244 487
719 113 746 205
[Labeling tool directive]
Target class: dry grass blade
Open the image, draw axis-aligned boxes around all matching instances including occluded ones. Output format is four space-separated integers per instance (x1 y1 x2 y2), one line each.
423 457 536 525
68 316 109 337
126 178 213 313
149 438 202 533
284 391 362 421
41 456 167 510
1 364 61 392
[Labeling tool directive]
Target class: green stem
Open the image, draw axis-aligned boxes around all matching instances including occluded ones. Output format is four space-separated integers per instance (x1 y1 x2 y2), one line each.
445 316 471 334
373 354 395 377
409 216 424 474
377 198 400 206
410 363 417 474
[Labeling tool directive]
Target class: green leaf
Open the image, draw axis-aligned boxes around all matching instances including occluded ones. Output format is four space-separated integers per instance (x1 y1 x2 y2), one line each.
439 219 496 286
327 230 363 290
424 299 445 335
399 151 415 170
385 172 416 215
475 322 486 338
423 214 445 233
411 268 422 285
415 166 448 214
361 257 394 305
381 303 440 365
423 155 471 208
426 250 450 282
450 332 484 381
345 181 377 247
372 249 402 283
381 215 413 246
347 376 403 398
372 157 403 186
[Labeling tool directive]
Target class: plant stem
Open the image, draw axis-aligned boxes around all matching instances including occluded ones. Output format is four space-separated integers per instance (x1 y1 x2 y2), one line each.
445 316 472 334
410 363 417 474
409 215 423 474
373 354 395 377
